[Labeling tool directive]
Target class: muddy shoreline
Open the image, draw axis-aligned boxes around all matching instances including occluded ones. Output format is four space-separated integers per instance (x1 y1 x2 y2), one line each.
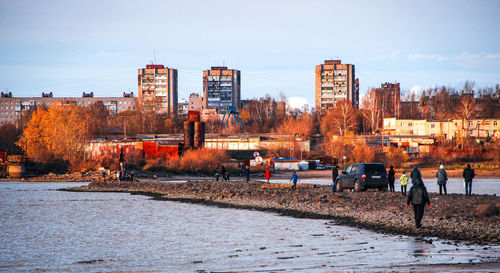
64 180 500 245
2 165 500 183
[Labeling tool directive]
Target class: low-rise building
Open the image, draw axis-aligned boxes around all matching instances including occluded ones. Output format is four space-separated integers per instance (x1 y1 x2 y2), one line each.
0 92 137 125
383 117 500 140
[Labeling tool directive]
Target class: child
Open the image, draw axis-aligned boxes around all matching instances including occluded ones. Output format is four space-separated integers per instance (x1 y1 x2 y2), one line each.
264 168 271 183
399 171 408 196
290 171 300 190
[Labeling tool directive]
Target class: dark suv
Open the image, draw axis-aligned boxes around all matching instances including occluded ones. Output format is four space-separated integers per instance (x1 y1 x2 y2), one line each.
335 163 388 192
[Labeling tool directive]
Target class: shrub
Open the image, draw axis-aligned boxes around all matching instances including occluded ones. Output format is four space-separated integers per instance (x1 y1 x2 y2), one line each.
352 145 376 163
386 146 408 168
143 158 168 172
69 159 98 173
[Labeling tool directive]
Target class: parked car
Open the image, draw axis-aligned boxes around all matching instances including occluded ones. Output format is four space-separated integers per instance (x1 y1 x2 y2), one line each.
335 163 388 192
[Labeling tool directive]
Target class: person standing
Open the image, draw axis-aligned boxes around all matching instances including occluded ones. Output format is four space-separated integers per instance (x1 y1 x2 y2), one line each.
290 171 300 190
264 168 271 183
399 171 409 196
463 164 476 196
388 165 396 192
244 165 251 183
406 178 432 228
221 165 229 181
116 171 121 181
436 165 448 195
410 166 423 185
331 164 339 193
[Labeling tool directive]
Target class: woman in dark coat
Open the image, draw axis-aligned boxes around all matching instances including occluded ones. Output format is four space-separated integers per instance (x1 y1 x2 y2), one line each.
387 165 395 192
436 164 448 195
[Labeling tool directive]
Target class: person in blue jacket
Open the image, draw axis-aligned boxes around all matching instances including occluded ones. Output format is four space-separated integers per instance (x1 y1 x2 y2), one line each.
290 171 300 190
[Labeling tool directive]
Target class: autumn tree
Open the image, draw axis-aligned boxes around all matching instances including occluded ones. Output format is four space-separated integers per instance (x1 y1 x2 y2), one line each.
274 111 313 139
85 102 109 137
320 100 359 137
17 103 91 165
352 144 376 163
240 95 284 133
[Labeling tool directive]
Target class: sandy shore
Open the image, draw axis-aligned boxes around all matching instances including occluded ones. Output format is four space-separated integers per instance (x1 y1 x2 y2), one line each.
64 180 500 245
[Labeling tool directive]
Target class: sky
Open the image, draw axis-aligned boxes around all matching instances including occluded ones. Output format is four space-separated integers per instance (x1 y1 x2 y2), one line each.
1 0 499 108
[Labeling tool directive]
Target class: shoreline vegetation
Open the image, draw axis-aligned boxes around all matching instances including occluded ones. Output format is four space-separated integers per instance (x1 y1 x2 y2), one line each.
62 179 500 245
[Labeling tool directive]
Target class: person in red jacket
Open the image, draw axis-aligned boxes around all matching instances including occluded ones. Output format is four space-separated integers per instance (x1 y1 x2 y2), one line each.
264 168 271 183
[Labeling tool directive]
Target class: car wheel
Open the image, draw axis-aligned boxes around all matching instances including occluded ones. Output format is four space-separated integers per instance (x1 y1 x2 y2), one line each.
336 180 343 192
354 179 364 192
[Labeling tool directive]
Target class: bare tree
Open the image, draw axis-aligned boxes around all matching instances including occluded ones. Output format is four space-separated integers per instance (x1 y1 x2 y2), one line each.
321 100 359 136
456 96 477 120
361 89 382 133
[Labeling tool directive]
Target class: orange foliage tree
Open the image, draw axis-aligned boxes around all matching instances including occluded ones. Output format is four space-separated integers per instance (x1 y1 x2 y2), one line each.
320 100 359 137
17 103 91 165
352 144 376 163
274 111 313 139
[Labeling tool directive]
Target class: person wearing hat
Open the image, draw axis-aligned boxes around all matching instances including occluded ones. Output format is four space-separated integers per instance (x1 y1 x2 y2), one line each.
436 164 448 195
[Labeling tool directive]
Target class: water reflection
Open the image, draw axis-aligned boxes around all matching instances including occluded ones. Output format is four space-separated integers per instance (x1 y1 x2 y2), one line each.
0 182 498 272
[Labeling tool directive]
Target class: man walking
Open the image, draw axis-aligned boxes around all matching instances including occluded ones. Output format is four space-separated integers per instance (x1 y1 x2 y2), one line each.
331 164 339 193
436 165 448 195
388 165 395 192
406 178 432 228
244 165 251 183
463 164 475 196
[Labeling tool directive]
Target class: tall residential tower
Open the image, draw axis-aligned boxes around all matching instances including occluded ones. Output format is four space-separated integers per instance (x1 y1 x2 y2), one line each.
203 66 240 112
315 60 358 112
138 64 178 116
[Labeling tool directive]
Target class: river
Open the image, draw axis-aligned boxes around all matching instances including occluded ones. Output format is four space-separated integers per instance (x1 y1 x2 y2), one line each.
0 182 499 272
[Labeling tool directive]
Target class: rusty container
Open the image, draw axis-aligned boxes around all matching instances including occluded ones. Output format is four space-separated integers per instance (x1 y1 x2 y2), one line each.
8 164 24 179
194 121 206 148
183 121 195 149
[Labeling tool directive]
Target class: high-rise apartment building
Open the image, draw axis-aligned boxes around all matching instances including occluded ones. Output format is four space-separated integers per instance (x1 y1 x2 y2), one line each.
315 60 358 112
203 66 240 112
138 64 178 116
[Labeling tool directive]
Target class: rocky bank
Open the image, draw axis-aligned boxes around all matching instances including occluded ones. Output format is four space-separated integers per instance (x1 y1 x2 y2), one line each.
65 180 500 245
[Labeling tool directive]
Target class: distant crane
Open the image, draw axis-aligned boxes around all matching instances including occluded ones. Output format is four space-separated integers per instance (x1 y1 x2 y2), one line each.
221 106 244 132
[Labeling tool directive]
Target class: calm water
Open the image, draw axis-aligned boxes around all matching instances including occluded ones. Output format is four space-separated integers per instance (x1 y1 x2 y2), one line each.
0 182 499 272
269 178 500 195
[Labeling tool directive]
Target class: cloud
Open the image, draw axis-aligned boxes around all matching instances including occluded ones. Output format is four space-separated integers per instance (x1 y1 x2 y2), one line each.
371 51 400 61
452 51 500 69
406 51 500 69
408 53 447 62
287 97 309 111
96 50 122 57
